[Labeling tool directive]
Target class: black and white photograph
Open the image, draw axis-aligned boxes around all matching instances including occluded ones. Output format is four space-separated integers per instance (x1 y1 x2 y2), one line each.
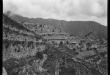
3 0 107 75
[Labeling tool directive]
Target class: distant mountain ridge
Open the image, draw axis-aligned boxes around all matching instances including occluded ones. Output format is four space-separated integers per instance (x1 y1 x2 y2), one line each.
7 13 107 40
63 21 107 40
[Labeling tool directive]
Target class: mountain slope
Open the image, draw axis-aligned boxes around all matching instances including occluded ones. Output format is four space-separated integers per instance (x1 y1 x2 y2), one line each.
3 14 43 60
63 21 107 40
3 14 42 39
10 14 107 40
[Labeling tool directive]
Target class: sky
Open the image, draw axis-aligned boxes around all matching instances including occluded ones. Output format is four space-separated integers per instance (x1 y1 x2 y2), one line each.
3 0 107 26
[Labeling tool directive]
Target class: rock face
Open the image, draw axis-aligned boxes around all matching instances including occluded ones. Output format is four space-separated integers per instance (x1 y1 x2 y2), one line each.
3 13 107 75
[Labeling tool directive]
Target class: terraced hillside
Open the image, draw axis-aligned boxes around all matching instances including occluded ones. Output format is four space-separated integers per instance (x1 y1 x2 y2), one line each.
10 14 107 40
3 13 108 75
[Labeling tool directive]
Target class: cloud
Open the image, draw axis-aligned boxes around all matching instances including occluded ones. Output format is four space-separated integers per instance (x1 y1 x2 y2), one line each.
3 0 107 26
